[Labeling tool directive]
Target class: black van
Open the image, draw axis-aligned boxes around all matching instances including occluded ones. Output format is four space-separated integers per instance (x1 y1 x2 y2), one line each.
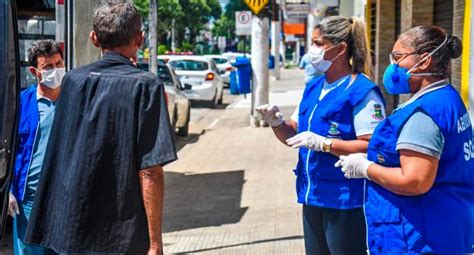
0 0 20 240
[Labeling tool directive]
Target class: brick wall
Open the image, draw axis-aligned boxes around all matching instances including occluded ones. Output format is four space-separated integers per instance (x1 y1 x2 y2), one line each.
398 0 435 103
373 0 465 110
375 0 397 112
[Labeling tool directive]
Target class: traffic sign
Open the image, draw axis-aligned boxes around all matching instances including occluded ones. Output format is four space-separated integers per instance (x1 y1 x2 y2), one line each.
244 0 269 15
235 11 252 36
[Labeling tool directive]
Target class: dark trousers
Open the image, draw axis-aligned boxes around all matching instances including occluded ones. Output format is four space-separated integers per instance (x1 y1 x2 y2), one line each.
302 205 367 255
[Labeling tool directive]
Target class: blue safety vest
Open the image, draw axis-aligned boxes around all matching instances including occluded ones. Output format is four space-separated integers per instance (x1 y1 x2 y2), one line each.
366 84 474 254
12 85 39 203
296 73 384 209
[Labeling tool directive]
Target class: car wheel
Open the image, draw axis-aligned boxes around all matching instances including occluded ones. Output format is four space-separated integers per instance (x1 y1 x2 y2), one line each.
209 91 217 108
177 105 190 137
172 108 178 130
217 90 223 105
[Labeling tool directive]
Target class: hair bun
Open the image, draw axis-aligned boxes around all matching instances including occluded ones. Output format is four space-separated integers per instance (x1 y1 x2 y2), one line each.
447 35 462 59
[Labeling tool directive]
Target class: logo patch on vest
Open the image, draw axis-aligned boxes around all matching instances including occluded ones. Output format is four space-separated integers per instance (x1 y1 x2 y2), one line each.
377 154 385 164
372 104 384 120
328 122 340 136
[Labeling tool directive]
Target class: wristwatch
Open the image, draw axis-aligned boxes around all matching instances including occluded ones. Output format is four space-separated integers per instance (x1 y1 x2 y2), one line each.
322 138 333 153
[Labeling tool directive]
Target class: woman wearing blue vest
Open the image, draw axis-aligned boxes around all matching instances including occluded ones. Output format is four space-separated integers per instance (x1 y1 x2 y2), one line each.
336 25 474 254
257 16 385 255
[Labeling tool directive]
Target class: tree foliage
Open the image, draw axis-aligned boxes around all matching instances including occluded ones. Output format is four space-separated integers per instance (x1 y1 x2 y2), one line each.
133 0 221 49
212 1 249 40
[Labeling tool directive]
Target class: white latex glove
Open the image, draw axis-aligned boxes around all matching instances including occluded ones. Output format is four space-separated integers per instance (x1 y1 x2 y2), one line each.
286 131 325 151
8 193 19 217
255 104 284 127
335 153 374 179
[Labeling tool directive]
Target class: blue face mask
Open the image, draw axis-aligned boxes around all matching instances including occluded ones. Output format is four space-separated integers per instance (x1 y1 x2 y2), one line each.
383 35 449 95
383 64 411 95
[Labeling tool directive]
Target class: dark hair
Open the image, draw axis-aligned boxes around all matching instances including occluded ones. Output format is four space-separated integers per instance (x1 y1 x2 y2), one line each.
315 16 372 77
27 39 63 68
93 0 142 49
399 25 462 76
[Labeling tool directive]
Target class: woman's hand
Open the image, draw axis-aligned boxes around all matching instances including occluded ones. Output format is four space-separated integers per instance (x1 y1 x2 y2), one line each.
286 131 325 151
255 104 284 127
335 153 374 179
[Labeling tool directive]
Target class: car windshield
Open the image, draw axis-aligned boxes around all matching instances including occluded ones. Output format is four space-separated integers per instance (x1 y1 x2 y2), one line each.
170 60 208 71
137 62 149 72
157 66 173 86
212 58 228 64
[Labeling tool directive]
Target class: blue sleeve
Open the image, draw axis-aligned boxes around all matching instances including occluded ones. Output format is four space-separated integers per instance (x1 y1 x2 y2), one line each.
396 111 445 159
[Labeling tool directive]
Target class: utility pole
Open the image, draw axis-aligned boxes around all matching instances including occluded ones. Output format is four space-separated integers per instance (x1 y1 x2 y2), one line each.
149 0 158 75
271 0 281 80
171 18 176 52
250 14 270 127
306 0 317 53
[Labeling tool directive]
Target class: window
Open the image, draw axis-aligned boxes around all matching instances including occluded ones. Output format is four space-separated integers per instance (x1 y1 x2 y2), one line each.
210 61 219 73
169 60 209 71
212 58 228 64
157 66 173 86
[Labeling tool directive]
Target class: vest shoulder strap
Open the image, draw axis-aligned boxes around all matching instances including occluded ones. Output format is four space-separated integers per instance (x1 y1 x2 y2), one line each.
346 74 384 107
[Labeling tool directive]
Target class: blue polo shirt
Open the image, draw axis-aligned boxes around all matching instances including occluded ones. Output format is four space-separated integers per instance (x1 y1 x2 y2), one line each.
23 95 55 209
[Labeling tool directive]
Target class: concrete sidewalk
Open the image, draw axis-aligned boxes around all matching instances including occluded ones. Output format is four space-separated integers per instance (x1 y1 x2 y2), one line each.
163 68 306 254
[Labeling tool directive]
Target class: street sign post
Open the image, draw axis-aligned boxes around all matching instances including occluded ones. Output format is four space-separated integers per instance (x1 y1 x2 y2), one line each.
218 36 226 51
235 11 252 36
244 0 269 15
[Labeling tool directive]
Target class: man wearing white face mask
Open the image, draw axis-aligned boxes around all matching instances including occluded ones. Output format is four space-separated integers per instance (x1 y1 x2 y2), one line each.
9 39 64 255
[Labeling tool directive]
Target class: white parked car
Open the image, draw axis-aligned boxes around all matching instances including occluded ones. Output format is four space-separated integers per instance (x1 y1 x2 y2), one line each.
137 62 192 136
206 55 233 85
157 55 179 64
168 56 224 108
158 64 192 136
222 52 248 64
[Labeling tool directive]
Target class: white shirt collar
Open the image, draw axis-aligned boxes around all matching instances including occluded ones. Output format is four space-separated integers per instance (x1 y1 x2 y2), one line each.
323 74 351 89
36 89 54 102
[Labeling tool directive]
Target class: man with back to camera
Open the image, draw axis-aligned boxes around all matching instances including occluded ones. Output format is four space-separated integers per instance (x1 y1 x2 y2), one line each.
9 39 64 255
24 1 177 254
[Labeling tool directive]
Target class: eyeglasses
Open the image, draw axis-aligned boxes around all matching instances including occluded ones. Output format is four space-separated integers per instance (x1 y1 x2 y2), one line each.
389 52 418 64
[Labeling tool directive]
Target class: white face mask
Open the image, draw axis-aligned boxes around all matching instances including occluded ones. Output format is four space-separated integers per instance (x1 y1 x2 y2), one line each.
308 44 340 73
37 67 66 89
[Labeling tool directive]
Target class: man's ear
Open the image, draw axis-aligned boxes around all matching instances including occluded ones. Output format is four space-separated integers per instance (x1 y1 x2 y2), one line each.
90 31 101 48
416 53 432 71
29 66 40 80
136 32 144 48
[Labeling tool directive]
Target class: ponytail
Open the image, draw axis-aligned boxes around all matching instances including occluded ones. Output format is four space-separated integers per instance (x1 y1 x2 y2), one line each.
350 17 373 78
